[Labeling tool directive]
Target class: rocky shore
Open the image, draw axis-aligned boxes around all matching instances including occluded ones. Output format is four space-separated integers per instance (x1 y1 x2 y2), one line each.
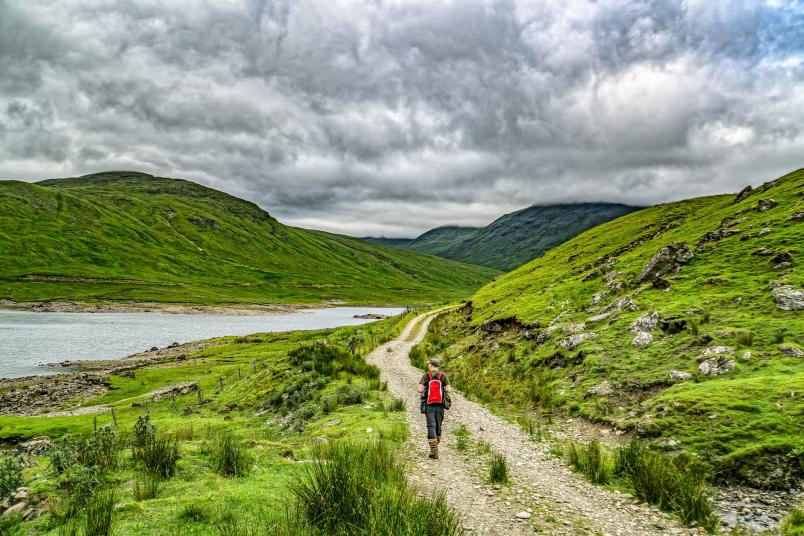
0 340 218 416
0 299 298 315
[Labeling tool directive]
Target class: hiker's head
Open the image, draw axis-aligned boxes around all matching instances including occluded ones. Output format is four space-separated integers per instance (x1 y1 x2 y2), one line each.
427 358 439 372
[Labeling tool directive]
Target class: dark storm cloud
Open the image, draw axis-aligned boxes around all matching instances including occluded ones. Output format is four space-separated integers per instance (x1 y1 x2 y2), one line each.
0 0 802 237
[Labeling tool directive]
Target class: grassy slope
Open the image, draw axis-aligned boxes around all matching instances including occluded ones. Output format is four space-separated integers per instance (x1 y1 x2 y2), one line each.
365 204 640 271
0 172 498 306
0 314 419 535
417 169 804 487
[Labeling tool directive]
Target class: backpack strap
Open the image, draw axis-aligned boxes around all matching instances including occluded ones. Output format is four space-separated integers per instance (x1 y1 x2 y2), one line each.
436 372 443 382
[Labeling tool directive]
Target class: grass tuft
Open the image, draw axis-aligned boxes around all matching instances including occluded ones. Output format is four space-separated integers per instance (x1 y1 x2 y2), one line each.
210 432 253 477
488 452 509 484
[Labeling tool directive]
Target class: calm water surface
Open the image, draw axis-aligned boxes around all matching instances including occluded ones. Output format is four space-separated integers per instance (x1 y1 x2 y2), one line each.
0 307 402 378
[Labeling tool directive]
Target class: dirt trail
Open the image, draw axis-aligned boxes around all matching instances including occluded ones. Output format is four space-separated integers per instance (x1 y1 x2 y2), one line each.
368 310 694 536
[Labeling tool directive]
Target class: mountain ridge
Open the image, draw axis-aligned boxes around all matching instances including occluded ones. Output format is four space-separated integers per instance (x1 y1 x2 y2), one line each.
0 171 498 306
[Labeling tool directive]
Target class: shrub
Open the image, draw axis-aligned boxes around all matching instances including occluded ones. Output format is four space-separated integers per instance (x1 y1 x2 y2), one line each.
566 440 612 484
178 503 209 523
133 474 160 501
83 489 116 536
488 453 509 484
289 343 379 380
134 434 180 479
49 437 79 475
0 457 23 499
336 384 368 405
78 425 121 471
61 465 104 518
210 433 253 477
296 401 320 421
456 436 468 451
133 414 157 448
320 394 339 414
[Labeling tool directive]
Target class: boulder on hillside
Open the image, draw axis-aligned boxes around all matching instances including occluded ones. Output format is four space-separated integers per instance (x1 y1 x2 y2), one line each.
790 212 804 221
771 284 804 311
631 311 659 333
698 228 741 248
703 346 735 356
601 296 638 314
589 290 610 305
770 252 793 266
585 380 614 397
734 185 752 203
632 331 653 347
779 345 804 358
757 199 777 211
637 243 694 284
559 332 596 351
669 369 692 381
698 357 736 376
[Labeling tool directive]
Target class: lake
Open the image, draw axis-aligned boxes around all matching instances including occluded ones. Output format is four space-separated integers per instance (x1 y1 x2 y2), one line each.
0 307 403 379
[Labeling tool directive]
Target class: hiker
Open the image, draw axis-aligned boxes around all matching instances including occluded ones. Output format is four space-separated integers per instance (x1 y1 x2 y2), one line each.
417 358 452 459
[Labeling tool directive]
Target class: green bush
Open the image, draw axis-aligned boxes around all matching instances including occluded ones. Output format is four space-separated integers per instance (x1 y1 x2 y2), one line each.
210 433 253 477
133 414 156 449
488 453 509 484
0 457 23 499
296 401 320 421
49 437 79 475
566 440 612 484
335 384 368 405
289 343 379 380
78 425 121 471
61 465 104 517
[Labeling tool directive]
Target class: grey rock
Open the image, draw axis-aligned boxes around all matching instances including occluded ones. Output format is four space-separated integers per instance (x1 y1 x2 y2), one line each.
703 346 735 356
779 345 804 358
771 285 804 311
698 357 736 376
669 370 692 381
586 380 614 397
742 351 752 360
734 185 752 203
515 511 531 519
589 290 609 305
631 311 659 333
757 199 777 211
754 247 773 256
2 501 26 517
758 227 772 236
586 311 613 324
560 333 596 351
637 243 694 283
632 331 653 347
602 296 638 314
535 331 550 344
790 212 804 221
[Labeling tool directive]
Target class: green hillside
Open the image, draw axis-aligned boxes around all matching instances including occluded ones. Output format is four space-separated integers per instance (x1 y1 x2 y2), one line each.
415 169 804 488
365 204 639 271
0 172 498 306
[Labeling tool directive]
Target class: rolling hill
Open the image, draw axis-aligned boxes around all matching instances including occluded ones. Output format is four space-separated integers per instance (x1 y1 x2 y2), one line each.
365 203 640 271
414 168 804 488
0 172 498 306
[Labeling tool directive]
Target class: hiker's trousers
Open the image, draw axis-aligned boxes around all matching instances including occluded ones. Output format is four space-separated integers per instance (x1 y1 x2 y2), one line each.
425 404 444 439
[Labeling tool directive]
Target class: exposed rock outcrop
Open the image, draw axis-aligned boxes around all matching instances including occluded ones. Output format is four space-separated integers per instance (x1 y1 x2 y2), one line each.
779 345 804 358
632 331 653 347
637 243 694 284
734 185 752 203
631 311 659 333
669 370 692 381
771 284 804 311
698 356 736 376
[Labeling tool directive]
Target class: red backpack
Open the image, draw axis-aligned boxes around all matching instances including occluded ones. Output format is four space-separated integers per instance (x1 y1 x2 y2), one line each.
426 372 444 404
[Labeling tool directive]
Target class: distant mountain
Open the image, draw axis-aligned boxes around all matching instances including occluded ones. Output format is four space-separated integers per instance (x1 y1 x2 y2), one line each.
365 204 641 271
0 172 498 307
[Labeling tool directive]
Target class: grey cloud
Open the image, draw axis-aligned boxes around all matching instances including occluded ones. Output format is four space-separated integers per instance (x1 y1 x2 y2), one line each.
0 0 802 237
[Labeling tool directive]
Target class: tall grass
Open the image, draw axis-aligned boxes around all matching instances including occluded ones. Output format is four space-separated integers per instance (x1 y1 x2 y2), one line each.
134 434 180 479
289 440 461 536
566 440 612 484
133 474 160 501
488 453 509 484
210 432 253 477
82 489 116 536
566 439 716 530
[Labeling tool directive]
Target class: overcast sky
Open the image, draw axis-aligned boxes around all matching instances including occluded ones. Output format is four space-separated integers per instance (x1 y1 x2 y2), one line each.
1 1 802 237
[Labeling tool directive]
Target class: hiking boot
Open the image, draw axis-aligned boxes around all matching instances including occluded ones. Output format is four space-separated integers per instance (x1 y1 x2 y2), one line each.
428 452 439 459
428 438 438 459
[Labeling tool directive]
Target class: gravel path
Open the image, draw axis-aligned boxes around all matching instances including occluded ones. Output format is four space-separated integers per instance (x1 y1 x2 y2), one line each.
368 310 696 536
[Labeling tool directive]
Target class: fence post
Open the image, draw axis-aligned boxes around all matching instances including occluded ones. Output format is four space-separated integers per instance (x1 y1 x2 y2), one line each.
252 360 256 374
111 407 117 427
197 388 202 405
93 415 97 431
